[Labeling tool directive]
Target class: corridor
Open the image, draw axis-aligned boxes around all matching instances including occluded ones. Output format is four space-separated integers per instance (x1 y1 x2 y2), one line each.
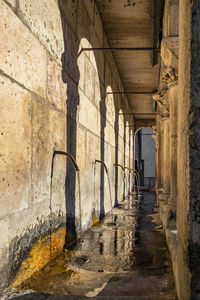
4 192 176 299
1 0 200 299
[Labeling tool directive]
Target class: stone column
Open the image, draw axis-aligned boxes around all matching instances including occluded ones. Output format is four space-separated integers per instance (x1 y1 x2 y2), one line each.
159 117 171 227
156 124 165 203
160 127 164 189
159 116 170 208
152 122 162 200
153 132 159 189
168 81 178 208
163 117 171 196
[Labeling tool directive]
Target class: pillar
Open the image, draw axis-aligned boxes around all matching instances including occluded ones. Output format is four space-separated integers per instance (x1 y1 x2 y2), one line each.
160 125 165 190
159 116 171 228
155 120 165 202
168 82 178 208
153 122 162 195
163 117 171 198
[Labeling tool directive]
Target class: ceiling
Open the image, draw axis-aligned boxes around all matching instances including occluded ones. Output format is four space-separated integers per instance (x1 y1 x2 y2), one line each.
96 0 163 120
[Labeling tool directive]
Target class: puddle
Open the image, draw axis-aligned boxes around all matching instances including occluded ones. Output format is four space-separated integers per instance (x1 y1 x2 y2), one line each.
14 192 176 299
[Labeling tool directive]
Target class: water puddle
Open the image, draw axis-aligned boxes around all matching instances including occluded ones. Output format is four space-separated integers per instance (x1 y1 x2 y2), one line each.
13 192 176 299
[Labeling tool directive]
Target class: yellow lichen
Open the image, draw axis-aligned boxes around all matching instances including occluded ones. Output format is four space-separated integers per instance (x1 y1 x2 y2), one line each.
91 211 99 227
12 226 66 288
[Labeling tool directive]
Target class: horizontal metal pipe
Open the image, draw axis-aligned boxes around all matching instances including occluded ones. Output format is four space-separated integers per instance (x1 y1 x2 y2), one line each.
113 163 125 171
107 91 157 95
119 112 157 115
137 133 156 136
124 167 133 172
80 47 160 52
78 47 160 57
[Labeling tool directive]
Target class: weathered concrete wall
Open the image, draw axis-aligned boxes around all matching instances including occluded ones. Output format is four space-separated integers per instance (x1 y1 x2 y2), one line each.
155 0 200 298
177 0 200 299
0 0 67 290
0 0 133 291
176 0 191 297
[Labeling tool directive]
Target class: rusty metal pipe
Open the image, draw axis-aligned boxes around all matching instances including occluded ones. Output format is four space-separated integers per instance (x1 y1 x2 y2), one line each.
119 112 157 115
107 91 157 95
52 150 79 172
113 163 125 171
49 150 80 259
78 47 160 57
94 159 108 174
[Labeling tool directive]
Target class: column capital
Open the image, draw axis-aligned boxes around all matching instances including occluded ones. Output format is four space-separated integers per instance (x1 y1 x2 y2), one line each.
152 91 170 119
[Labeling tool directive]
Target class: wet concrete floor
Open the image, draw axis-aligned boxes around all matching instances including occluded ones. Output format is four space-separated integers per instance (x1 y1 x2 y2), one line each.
5 192 177 300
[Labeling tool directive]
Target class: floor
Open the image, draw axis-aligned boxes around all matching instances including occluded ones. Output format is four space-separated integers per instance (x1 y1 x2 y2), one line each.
3 192 177 300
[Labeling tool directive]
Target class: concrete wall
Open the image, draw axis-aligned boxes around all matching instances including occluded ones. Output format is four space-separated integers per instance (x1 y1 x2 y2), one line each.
155 0 200 298
0 0 133 290
177 1 200 299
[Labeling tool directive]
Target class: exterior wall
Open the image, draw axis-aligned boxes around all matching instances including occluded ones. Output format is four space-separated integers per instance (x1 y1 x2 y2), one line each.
176 1 191 298
0 0 133 291
155 0 200 298
177 1 200 299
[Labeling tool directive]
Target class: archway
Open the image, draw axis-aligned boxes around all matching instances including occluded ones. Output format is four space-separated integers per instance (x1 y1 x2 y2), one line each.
134 128 155 189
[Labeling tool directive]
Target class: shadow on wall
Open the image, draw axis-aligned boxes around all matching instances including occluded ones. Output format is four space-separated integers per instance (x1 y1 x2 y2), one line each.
99 80 106 218
114 105 119 207
58 0 129 248
58 3 80 248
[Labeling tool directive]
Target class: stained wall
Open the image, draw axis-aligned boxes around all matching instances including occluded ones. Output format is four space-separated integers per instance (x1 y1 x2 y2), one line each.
0 0 133 290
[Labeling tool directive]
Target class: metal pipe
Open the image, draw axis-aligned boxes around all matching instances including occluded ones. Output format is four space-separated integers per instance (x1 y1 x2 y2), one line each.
114 164 126 199
119 112 157 115
107 91 157 95
133 172 138 194
124 167 131 171
49 150 80 260
94 160 113 214
124 167 133 195
94 159 108 173
51 150 79 172
134 170 141 194
113 163 125 171
78 47 160 57
137 133 156 136
80 47 160 52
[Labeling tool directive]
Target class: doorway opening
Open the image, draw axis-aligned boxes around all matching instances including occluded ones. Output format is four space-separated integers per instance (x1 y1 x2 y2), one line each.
134 128 155 189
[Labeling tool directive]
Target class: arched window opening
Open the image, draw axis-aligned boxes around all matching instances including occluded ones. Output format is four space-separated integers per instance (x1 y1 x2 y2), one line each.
134 128 155 189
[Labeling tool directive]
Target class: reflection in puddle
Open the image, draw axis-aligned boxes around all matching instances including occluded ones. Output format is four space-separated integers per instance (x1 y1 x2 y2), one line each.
17 193 176 298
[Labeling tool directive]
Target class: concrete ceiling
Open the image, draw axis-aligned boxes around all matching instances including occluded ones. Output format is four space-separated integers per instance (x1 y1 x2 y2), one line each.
96 0 162 119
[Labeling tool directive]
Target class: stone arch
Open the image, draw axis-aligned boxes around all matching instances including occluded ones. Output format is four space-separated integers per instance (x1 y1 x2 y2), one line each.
134 127 156 188
76 38 102 231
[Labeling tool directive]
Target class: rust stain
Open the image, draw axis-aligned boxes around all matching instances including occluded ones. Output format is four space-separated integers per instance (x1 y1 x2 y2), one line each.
11 226 66 288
